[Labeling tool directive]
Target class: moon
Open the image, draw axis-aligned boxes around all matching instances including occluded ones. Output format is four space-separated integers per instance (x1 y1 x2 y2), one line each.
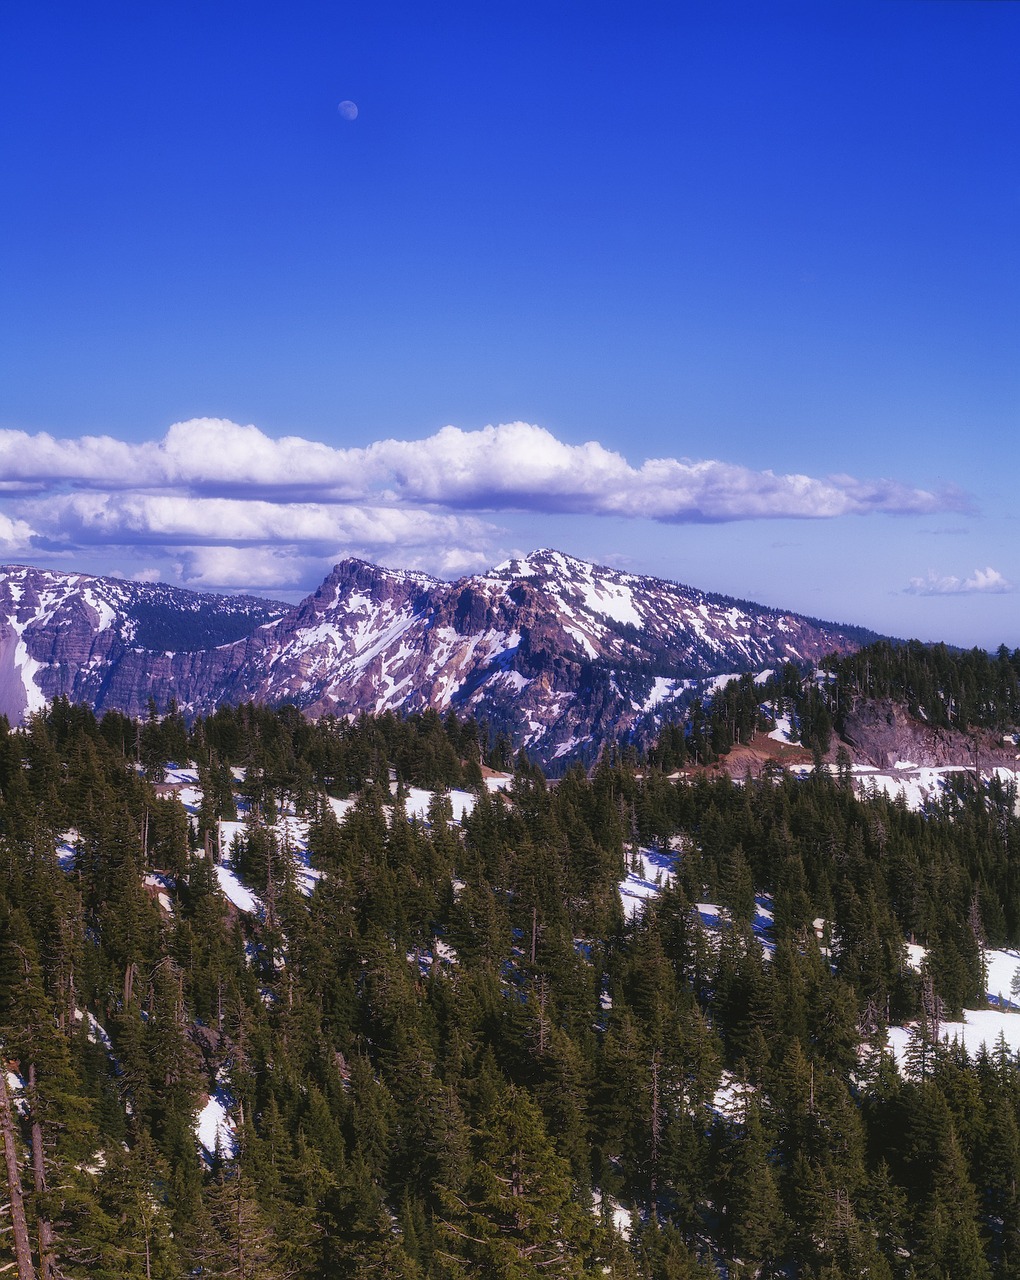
337 100 358 121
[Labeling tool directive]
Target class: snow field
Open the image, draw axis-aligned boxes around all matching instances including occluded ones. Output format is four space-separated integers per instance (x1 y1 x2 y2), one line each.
619 847 676 921
214 864 260 914
886 1008 1020 1069
196 1077 238 1161
774 758 1020 816
884 947 1020 1069
403 786 478 823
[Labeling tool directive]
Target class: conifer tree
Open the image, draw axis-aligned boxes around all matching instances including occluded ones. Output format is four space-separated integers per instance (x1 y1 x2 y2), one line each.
435 1086 601 1278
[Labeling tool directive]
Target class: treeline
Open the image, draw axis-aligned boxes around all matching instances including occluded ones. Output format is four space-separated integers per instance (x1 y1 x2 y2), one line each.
0 699 1019 1275
647 639 1020 770
88 695 517 798
822 640 1020 733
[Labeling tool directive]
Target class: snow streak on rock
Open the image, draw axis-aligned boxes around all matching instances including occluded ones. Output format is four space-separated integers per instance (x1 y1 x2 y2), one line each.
0 552 872 767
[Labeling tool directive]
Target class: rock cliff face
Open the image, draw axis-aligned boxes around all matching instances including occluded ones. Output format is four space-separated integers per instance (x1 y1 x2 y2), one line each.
0 566 288 722
0 552 876 766
839 698 1020 771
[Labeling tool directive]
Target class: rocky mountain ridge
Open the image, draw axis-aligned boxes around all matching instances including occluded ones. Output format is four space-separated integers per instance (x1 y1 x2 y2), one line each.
0 551 878 765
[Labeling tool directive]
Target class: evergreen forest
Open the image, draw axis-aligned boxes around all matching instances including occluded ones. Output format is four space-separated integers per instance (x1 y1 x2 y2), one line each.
3 641 1020 1278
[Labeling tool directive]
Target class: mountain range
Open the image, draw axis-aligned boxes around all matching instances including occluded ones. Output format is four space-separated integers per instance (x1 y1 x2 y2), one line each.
0 551 880 765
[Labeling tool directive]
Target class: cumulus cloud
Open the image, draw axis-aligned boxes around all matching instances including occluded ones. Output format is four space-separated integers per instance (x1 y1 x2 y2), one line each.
21 491 493 550
0 417 971 590
14 488 501 591
175 541 493 592
905 567 1013 596
176 546 331 591
0 419 964 520
374 425 964 520
0 512 34 553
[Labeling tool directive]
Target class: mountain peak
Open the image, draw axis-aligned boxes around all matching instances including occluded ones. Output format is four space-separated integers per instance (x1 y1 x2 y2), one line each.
489 548 610 581
0 553 879 767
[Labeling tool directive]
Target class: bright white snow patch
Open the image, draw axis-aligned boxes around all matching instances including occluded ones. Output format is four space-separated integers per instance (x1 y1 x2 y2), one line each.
886 946 1020 1069
162 765 200 786
713 1071 757 1119
408 937 460 977
619 847 676 920
636 676 687 712
904 943 927 972
400 786 477 823
768 715 795 744
887 1009 1020 1067
591 1189 634 1241
5 1071 27 1115
196 1086 237 1160
73 1008 112 1051
447 790 477 821
579 579 642 627
846 763 1020 815
327 796 357 822
985 948 1020 1007
143 874 173 913
695 897 775 957
402 787 436 820
215 865 260 914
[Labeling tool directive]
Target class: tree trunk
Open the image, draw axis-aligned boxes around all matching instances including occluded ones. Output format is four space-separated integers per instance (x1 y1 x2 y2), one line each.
28 1067 57 1280
0 1067 37 1280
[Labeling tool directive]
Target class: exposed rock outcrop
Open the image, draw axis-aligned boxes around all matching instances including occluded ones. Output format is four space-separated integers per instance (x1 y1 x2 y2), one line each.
840 698 1020 770
0 551 877 767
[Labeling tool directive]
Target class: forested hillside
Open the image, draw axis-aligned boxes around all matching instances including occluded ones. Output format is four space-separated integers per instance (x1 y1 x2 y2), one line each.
3 690 1020 1277
645 639 1020 769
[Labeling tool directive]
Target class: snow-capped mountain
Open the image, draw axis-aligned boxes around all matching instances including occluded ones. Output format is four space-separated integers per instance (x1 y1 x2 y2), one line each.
0 565 289 721
0 552 878 764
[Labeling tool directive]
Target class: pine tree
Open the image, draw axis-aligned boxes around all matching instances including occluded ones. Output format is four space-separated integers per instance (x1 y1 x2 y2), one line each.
193 1162 292 1280
717 1097 785 1277
435 1086 601 1278
86 1133 183 1279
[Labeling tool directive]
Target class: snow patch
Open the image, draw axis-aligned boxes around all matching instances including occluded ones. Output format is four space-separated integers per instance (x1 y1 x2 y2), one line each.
768 715 795 744
215 865 260 914
619 847 676 920
196 1085 237 1160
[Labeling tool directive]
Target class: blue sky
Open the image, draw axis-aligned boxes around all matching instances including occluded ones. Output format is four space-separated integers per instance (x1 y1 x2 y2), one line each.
1 1 1017 647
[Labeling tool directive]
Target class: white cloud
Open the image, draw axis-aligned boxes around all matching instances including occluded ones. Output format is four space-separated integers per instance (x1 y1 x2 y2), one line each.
177 546 327 590
905 567 1013 596
21 491 494 550
0 429 163 487
176 540 496 591
14 489 503 590
367 424 961 520
0 417 972 591
0 512 34 553
407 545 494 578
0 419 964 521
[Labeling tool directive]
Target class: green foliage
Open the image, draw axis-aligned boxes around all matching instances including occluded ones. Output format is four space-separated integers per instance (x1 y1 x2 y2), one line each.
0 696 1019 1277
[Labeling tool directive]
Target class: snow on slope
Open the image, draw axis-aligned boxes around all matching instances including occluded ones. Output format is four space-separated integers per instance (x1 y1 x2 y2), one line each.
874 944 1020 1072
197 1078 237 1160
783 760 1020 815
0 553 871 769
887 1007 1020 1067
619 847 676 920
